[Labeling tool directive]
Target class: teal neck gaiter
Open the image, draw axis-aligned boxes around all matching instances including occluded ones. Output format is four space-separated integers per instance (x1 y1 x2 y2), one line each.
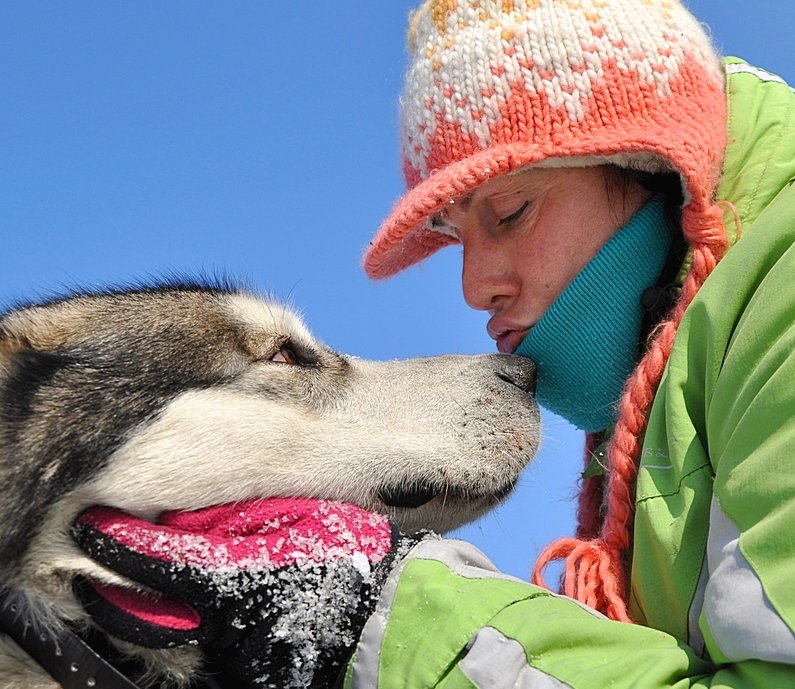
514 194 673 432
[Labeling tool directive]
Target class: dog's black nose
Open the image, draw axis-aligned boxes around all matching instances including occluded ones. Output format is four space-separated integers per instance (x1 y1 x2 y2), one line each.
494 355 537 394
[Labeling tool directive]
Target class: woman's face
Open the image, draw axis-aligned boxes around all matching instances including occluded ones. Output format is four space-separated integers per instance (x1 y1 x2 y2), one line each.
435 166 651 353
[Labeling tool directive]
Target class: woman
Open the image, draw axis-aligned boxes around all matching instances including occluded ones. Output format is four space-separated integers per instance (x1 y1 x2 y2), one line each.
73 0 795 686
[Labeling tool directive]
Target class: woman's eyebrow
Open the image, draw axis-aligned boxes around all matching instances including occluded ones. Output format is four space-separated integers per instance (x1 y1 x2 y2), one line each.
455 193 474 210
428 192 474 229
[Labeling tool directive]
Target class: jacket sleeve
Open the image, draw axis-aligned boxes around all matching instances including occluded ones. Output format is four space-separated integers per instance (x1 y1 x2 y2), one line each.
343 538 794 688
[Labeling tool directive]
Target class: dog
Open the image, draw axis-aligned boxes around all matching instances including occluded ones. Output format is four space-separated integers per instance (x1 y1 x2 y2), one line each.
0 280 540 688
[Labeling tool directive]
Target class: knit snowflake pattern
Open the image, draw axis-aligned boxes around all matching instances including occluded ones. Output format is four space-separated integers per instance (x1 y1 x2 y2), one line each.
402 0 723 180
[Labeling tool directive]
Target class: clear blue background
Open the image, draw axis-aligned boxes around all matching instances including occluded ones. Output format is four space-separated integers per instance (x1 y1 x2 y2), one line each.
2 2 793 580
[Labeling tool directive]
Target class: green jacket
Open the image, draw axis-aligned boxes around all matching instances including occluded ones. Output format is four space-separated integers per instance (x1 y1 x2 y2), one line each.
344 59 795 688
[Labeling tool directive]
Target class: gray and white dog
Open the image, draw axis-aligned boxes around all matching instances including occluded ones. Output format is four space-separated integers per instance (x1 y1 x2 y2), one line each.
0 281 539 688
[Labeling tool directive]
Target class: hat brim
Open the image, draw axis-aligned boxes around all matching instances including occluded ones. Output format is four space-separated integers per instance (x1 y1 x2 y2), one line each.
363 138 678 280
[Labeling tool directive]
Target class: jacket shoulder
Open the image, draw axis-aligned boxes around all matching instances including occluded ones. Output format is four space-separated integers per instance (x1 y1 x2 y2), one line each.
719 58 795 238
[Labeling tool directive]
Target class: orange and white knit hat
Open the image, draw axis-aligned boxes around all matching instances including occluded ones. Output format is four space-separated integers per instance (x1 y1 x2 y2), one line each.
364 0 728 279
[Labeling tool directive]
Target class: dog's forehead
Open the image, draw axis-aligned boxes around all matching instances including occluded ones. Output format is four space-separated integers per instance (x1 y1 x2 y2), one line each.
0 288 325 377
222 293 313 341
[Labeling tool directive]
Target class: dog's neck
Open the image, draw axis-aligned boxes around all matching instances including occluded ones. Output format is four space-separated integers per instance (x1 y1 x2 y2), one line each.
0 586 143 689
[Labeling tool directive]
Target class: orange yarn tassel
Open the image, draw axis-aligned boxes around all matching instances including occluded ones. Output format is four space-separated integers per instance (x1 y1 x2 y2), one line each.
533 537 631 622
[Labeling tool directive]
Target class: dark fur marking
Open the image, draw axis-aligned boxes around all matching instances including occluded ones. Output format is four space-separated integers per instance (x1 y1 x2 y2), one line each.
0 349 74 427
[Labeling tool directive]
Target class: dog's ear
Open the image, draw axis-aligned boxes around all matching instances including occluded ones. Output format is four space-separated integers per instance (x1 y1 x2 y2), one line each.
0 324 77 576
0 328 30 575
0 325 26 377
4 315 66 351
1 324 17 349
0 322 50 380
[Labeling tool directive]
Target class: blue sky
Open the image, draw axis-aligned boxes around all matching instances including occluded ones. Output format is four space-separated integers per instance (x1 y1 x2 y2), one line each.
2 2 793 580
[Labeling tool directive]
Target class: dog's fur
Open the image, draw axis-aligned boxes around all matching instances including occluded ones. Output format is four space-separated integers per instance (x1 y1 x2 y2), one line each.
0 281 540 687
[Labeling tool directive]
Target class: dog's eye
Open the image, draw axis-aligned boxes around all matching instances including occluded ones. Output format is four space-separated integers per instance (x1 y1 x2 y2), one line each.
269 346 299 365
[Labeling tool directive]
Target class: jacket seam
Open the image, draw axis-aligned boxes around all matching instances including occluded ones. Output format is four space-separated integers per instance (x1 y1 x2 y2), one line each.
746 82 793 219
635 461 712 504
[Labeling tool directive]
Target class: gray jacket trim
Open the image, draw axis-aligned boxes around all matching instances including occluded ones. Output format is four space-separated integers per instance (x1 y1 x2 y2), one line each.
461 626 573 689
703 496 795 662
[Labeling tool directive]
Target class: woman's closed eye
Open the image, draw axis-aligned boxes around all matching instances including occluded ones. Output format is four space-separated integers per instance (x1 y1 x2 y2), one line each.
497 200 529 226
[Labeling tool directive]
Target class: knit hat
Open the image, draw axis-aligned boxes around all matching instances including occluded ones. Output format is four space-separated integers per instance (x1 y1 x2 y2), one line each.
364 0 728 279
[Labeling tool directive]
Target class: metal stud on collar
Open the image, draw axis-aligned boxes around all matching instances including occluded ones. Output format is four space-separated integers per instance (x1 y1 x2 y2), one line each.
0 586 230 689
0 588 141 689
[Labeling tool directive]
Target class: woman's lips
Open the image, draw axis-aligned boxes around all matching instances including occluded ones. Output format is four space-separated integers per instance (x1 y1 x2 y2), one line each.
496 329 530 354
488 318 531 354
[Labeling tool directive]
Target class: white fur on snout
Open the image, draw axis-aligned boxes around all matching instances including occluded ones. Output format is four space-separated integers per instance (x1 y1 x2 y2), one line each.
82 388 380 514
76 353 539 534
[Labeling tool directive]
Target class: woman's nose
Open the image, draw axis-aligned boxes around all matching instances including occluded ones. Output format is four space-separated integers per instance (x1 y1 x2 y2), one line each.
461 242 518 312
